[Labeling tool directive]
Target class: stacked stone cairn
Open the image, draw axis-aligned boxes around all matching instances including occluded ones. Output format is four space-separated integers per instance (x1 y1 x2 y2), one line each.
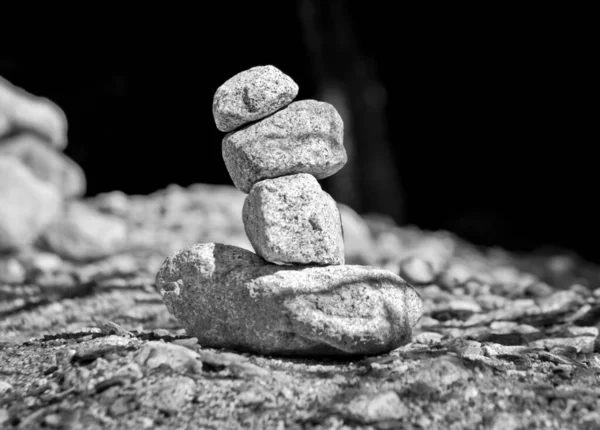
0 76 84 252
156 66 424 356
0 75 127 267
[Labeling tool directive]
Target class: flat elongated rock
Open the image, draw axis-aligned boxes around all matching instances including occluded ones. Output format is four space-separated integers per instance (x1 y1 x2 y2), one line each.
0 76 68 149
0 157 62 252
222 100 346 193
243 174 344 265
156 243 423 356
212 65 299 132
0 133 86 197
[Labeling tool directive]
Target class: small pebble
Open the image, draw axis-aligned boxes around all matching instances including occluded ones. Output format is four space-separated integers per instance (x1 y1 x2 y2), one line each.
530 336 596 354
171 337 199 348
0 408 8 426
345 391 408 423
537 290 584 314
134 341 203 374
23 251 64 274
566 326 599 337
144 376 196 414
414 356 470 388
0 257 26 284
400 256 436 285
413 332 443 345
0 381 13 394
44 414 62 427
524 282 554 297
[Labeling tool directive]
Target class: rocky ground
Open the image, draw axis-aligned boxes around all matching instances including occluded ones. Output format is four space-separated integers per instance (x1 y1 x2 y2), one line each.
1 184 600 429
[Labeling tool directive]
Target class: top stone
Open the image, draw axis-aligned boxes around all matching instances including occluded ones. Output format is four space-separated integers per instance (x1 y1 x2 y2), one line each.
0 76 68 149
212 65 299 132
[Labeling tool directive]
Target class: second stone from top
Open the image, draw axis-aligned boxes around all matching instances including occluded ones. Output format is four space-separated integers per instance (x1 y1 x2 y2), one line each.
223 99 347 194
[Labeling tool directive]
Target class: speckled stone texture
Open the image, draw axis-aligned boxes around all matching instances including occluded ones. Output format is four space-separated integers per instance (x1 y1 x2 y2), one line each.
243 174 344 265
0 133 86 198
212 65 299 133
222 100 347 193
156 243 423 357
0 157 62 251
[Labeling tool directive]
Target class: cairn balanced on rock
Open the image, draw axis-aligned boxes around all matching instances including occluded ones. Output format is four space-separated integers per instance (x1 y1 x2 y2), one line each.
156 65 424 356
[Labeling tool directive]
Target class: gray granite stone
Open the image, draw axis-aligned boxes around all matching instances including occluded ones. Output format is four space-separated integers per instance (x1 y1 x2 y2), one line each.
156 243 423 357
0 157 62 252
222 100 346 193
0 133 86 198
212 65 298 132
134 341 203 374
243 174 344 265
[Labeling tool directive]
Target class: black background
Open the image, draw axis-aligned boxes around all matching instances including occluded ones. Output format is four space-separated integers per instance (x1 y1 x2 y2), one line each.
1 5 596 262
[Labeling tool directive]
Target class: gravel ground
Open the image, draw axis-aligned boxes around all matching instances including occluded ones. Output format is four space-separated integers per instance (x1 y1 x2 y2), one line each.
1 184 599 429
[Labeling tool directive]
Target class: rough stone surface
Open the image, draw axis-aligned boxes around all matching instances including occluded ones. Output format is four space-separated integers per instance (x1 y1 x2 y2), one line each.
142 376 196 414
134 341 203 374
0 76 68 149
0 133 86 197
343 391 409 424
222 99 346 193
243 174 344 265
2 182 600 429
39 201 127 262
212 65 299 132
156 243 423 356
0 157 62 252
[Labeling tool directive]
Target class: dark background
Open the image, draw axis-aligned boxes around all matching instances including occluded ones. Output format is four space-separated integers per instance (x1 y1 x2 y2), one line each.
1 4 596 262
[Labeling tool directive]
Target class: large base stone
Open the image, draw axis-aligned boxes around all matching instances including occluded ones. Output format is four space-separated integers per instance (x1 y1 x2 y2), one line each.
156 243 424 357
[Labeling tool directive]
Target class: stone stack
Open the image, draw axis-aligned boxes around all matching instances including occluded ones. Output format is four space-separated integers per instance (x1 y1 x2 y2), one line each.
0 76 126 261
215 66 346 266
0 76 80 252
156 65 424 357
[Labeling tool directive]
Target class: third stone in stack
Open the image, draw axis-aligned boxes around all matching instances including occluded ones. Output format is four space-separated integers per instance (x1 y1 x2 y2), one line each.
214 65 347 266
154 65 423 357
